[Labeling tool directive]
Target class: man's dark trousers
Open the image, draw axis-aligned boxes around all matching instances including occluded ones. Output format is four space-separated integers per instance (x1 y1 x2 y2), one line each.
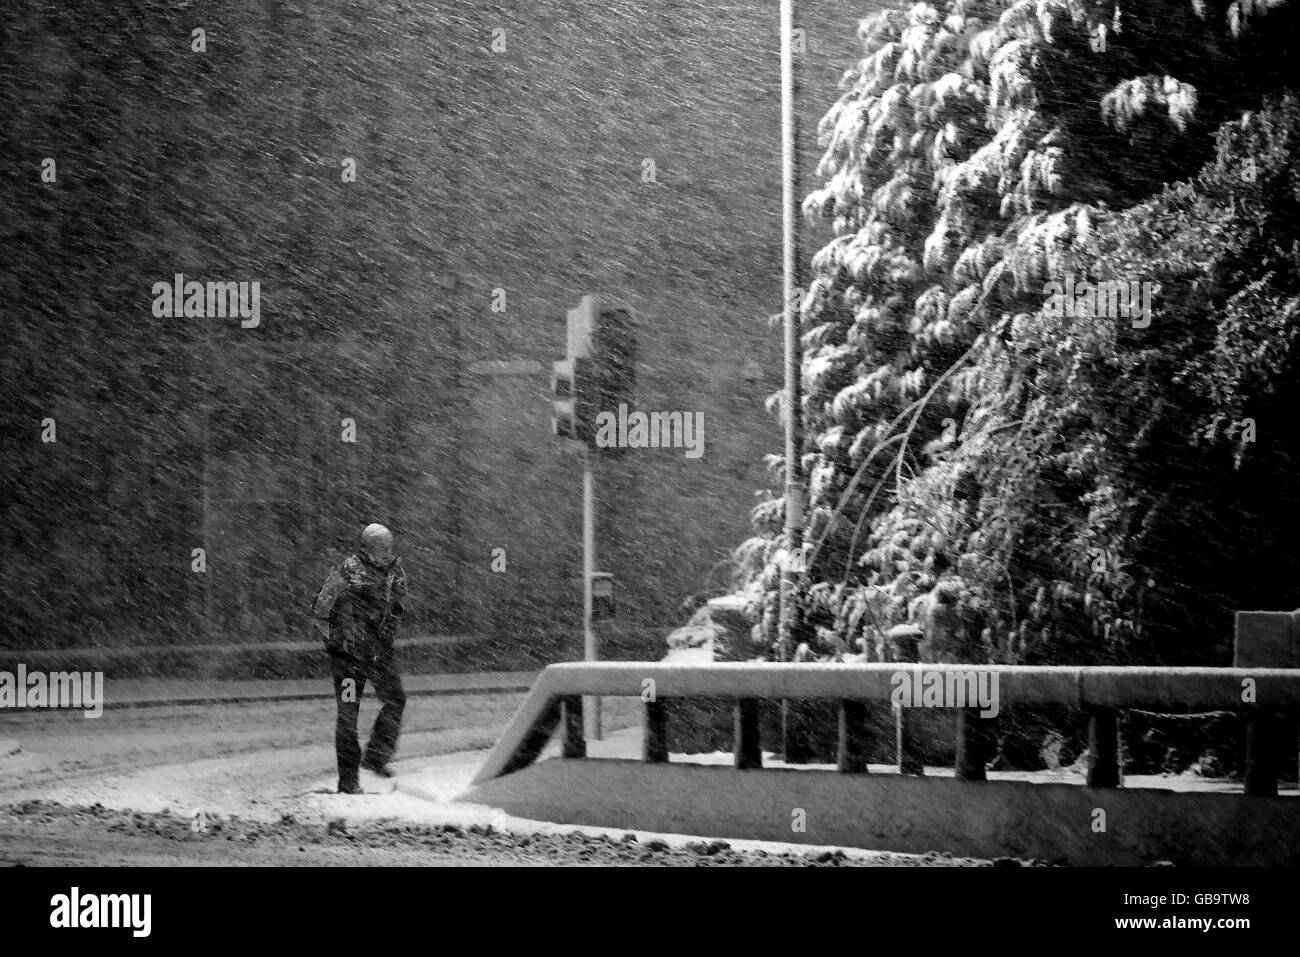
330 648 406 789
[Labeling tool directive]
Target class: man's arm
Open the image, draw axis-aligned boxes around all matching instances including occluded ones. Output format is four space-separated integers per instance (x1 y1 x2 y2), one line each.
313 569 345 639
313 567 357 653
380 561 407 645
390 562 407 619
332 591 359 656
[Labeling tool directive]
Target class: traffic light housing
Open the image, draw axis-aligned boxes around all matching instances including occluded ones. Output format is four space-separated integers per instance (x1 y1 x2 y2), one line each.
550 295 635 452
591 303 635 415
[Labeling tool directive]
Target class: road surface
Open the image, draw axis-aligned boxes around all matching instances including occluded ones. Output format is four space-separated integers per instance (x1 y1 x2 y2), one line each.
0 688 986 866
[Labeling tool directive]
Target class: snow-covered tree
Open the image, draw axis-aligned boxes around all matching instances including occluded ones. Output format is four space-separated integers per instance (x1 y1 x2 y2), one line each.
740 0 1300 666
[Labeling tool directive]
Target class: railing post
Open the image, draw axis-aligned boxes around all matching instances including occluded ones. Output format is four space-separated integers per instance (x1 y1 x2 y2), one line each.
837 700 870 773
498 695 565 778
1086 707 1121 788
560 695 586 759
955 708 991 780
1234 610 1296 797
734 698 762 769
895 705 925 775
1245 713 1278 797
782 700 812 764
643 698 669 764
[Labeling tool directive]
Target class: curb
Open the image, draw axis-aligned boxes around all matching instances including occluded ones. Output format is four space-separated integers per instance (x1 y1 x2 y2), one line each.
104 681 537 711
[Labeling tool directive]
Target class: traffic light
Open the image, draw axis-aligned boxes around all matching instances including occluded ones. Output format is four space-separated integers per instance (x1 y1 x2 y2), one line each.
591 303 635 415
551 359 576 440
550 295 635 451
551 355 596 443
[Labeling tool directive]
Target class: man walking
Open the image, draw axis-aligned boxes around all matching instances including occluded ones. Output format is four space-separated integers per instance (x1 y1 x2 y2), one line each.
313 523 408 794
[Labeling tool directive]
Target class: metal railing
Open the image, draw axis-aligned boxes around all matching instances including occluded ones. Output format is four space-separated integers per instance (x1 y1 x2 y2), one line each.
472 662 1300 796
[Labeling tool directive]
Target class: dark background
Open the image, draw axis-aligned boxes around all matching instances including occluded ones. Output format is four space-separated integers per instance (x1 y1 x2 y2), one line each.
0 0 875 657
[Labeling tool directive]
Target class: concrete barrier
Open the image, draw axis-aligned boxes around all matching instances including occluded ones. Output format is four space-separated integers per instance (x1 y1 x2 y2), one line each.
459 757 1300 866
459 661 1300 863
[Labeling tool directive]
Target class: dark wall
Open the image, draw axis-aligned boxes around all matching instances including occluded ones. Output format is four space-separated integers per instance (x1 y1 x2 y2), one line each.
0 0 874 650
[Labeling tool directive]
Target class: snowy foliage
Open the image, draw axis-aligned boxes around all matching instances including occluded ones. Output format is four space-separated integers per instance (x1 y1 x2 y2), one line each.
740 0 1300 665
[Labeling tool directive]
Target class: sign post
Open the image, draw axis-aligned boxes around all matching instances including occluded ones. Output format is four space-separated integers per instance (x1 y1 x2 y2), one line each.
779 0 809 763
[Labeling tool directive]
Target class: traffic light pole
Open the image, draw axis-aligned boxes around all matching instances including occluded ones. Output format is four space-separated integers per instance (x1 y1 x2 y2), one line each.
552 295 633 743
582 449 602 740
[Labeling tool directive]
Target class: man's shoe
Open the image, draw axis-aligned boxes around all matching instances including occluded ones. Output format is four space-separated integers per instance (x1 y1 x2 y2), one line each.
338 780 363 795
362 758 395 778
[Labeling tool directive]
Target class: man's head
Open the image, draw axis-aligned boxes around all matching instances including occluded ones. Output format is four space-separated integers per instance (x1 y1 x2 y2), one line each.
361 523 396 567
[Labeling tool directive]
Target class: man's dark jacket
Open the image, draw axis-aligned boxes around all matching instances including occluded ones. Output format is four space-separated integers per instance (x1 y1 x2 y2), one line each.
313 554 407 660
